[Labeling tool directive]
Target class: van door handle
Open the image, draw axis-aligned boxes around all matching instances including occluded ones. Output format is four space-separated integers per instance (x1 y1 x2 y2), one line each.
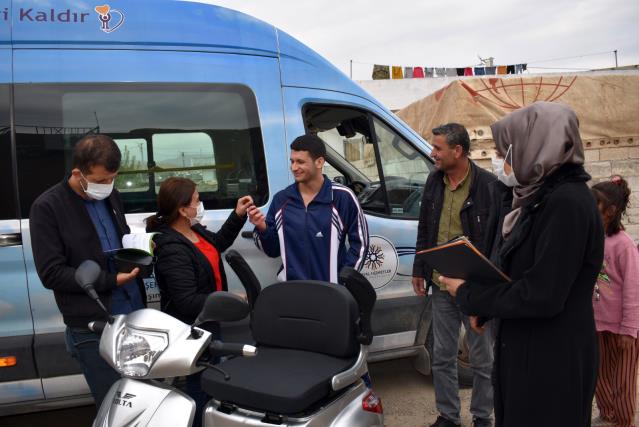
0 233 22 247
241 231 254 239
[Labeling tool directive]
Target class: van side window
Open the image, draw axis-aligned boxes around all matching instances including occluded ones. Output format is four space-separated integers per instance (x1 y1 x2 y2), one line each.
0 84 16 220
14 84 268 216
304 105 431 219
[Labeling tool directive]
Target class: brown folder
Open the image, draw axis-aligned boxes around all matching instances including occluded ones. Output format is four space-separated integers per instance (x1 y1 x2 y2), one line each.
417 236 510 283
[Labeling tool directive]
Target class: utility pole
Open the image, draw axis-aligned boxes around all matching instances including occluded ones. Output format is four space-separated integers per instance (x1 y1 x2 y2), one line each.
614 50 618 68
350 60 353 79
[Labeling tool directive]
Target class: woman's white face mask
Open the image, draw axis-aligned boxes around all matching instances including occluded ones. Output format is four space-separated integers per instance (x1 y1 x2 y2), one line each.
492 145 519 187
187 201 205 226
80 173 114 200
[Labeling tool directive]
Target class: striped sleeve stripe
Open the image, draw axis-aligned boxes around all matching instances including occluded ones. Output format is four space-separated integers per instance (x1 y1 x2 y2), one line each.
332 184 368 270
253 230 262 250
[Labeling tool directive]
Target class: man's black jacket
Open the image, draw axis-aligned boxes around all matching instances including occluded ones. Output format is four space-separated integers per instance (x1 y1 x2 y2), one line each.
412 160 496 279
29 178 146 328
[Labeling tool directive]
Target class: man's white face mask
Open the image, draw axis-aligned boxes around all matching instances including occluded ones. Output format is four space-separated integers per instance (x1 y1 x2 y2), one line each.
491 144 519 187
80 173 114 200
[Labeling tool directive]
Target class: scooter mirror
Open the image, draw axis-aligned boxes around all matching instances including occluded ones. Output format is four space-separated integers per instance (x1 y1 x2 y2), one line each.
75 260 112 321
194 292 250 325
75 260 101 294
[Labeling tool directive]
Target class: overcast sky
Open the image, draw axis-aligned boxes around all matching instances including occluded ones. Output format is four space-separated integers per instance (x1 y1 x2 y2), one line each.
191 0 638 81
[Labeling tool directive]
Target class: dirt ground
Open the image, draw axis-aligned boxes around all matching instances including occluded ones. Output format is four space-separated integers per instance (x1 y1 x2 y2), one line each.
370 358 639 427
370 358 474 426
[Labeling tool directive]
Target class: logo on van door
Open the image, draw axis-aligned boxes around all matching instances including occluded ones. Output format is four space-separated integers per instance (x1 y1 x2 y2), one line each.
361 236 398 289
94 4 125 33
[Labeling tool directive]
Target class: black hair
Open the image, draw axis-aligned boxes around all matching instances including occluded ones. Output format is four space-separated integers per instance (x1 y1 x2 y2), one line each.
432 123 470 155
290 134 327 160
591 176 631 236
72 134 122 173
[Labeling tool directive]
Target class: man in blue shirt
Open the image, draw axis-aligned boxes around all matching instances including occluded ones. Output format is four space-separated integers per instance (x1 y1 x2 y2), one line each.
30 134 144 407
248 134 368 282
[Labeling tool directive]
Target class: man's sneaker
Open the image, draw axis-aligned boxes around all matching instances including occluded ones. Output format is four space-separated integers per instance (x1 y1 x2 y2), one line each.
472 418 492 427
428 416 461 427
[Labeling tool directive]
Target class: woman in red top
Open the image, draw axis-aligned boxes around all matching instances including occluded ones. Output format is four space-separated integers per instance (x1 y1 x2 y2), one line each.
146 177 253 427
146 177 252 327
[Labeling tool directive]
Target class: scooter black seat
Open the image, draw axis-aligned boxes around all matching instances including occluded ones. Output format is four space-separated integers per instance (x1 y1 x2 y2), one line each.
201 346 356 414
202 280 363 415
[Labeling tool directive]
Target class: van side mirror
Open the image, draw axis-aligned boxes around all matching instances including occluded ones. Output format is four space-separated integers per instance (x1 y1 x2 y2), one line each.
75 260 112 322
332 175 346 185
194 292 250 326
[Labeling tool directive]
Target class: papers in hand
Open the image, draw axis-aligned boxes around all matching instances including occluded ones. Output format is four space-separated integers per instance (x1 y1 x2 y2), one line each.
417 236 510 283
121 233 157 256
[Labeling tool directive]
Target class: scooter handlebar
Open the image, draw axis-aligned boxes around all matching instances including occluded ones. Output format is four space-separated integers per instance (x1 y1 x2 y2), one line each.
88 321 106 334
209 340 257 358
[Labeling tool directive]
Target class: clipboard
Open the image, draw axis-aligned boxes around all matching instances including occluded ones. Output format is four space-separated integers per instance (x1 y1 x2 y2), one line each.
417 236 510 283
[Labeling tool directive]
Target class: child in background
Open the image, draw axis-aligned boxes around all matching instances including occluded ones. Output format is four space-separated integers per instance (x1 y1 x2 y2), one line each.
591 175 639 427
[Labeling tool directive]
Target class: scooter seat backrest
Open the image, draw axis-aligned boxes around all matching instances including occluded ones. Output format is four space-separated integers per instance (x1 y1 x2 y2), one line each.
251 281 360 358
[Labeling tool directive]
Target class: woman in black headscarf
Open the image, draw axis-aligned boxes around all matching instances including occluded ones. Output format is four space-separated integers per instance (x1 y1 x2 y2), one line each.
440 102 604 426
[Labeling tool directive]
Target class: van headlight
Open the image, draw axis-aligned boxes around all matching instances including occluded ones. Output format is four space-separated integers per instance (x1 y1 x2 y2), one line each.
115 327 168 377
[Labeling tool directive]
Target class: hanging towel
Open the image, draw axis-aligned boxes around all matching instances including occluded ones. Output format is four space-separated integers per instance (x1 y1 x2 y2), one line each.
464 67 473 76
497 66 507 75
485 66 496 75
506 65 516 74
413 67 425 78
456 68 465 76
392 66 404 79
404 67 413 79
435 68 446 77
425 67 435 78
515 64 523 74
372 64 390 80
474 67 486 76
522 63 528 71
446 68 458 77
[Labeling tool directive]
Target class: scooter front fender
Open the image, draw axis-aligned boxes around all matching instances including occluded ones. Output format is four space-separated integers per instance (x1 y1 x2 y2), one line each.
93 378 195 427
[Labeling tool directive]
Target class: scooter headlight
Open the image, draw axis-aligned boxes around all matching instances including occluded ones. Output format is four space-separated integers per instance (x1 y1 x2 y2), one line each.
115 326 168 377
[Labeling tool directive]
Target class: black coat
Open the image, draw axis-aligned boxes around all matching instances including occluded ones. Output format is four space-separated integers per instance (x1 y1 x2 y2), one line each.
149 211 246 325
456 165 604 427
413 160 497 278
30 179 146 327
483 180 514 263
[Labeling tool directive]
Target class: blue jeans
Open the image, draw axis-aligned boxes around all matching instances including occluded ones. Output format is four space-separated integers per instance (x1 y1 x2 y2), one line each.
431 286 494 424
65 327 121 408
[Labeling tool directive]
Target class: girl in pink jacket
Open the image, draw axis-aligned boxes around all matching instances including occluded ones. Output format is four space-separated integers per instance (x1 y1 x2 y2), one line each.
592 176 639 427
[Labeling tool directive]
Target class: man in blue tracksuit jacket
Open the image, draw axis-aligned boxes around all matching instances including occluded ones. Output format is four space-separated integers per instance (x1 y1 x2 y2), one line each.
248 134 369 283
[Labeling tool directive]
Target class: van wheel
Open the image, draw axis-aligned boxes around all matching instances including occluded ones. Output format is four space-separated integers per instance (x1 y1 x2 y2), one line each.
425 325 474 388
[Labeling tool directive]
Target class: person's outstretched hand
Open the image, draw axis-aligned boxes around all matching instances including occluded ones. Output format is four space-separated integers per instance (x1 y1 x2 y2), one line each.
235 195 254 217
247 205 266 232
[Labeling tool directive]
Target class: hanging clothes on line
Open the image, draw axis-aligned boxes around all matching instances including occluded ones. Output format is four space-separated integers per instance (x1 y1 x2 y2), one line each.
506 65 516 74
446 68 458 77
404 66 414 79
464 67 473 76
425 67 435 78
435 68 446 77
497 66 508 75
474 67 486 76
372 64 390 80
456 68 465 76
413 67 425 78
392 66 404 79
485 66 496 75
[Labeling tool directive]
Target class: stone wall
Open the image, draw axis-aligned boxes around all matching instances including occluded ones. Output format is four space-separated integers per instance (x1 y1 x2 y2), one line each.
470 136 639 243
